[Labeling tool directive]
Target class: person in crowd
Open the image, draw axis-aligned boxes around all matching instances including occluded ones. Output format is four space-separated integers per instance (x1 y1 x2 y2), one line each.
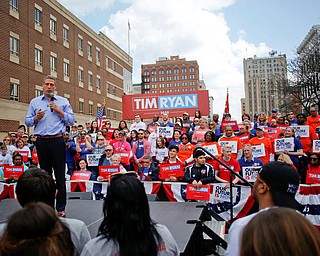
160 113 174 127
168 130 182 147
238 144 263 175
112 131 132 171
69 124 79 140
184 149 215 188
16 128 25 140
98 145 114 166
212 114 222 138
296 113 318 154
97 154 127 181
226 161 300 256
118 120 129 133
0 144 13 165
267 108 279 123
77 124 85 135
305 153 320 184
214 145 241 187
132 129 151 170
109 128 120 146
144 129 150 140
21 133 30 147
307 106 320 131
208 120 216 133
148 121 161 156
80 174 179 256
189 117 200 135
240 207 320 256
287 111 297 126
129 114 147 132
28 134 37 152
101 127 108 139
201 131 221 167
25 75 75 217
249 127 272 165
147 114 160 128
177 133 195 166
103 121 114 141
194 109 202 119
88 120 99 135
76 158 95 180
191 118 209 146
241 113 252 125
253 112 268 129
0 168 91 255
160 145 184 182
84 120 92 132
182 112 192 134
75 133 94 160
174 121 183 133
2 136 12 150
0 202 75 256
129 129 138 147
277 153 297 171
12 152 28 170
236 124 252 144
218 125 243 159
9 132 17 145
253 113 259 123
152 137 168 167
138 155 159 181
9 138 31 165
64 132 76 176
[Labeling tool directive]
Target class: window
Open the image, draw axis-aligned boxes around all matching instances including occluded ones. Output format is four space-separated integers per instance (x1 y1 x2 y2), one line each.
78 37 83 51
87 44 92 56
34 7 41 25
96 77 100 90
106 82 110 93
10 36 19 56
113 111 116 119
79 101 84 114
190 74 195 79
50 56 57 71
113 86 116 95
35 88 42 97
89 103 93 116
50 18 56 35
96 49 100 62
63 61 69 77
63 27 69 42
189 67 195 72
78 69 83 82
10 0 18 11
35 48 42 66
107 109 111 118
88 73 93 90
10 82 19 101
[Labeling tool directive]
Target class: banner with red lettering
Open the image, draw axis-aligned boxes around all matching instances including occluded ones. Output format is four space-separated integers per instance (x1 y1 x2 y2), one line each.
159 163 184 180
186 184 211 201
122 90 209 119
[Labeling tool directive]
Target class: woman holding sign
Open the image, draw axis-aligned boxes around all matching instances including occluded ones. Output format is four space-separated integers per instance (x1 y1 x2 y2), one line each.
201 131 221 167
305 153 320 184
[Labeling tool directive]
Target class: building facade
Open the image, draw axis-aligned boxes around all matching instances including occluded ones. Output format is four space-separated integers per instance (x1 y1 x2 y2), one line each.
141 55 200 94
0 0 132 135
243 53 287 118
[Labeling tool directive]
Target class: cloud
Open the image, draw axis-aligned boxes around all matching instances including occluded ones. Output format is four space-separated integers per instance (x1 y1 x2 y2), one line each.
58 0 271 121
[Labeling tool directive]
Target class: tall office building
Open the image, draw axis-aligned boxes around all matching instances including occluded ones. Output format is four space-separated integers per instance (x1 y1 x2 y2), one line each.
243 53 287 117
141 55 200 94
0 0 132 135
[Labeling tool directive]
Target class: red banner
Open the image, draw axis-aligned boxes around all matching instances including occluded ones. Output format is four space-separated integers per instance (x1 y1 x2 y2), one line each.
221 120 239 131
122 90 209 119
114 150 130 165
186 184 211 200
99 166 120 180
4 166 24 179
15 150 29 162
71 171 91 181
159 163 184 180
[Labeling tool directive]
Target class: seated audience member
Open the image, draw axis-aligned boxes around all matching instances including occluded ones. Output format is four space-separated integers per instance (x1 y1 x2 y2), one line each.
0 144 13 165
0 202 74 256
168 130 182 147
305 153 320 184
277 152 297 171
178 133 195 166
201 131 222 166
137 155 159 181
76 158 94 180
97 154 127 182
161 145 183 182
98 145 114 166
152 137 169 167
0 168 91 255
184 149 215 188
112 131 132 171
238 144 263 178
240 208 320 256
80 174 179 256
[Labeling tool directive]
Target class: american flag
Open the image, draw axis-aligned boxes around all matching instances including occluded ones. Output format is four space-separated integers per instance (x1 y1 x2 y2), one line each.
95 105 106 130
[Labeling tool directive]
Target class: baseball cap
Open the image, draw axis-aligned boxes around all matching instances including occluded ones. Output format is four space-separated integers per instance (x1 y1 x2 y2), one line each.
258 161 300 209
256 126 264 131
272 108 278 113
183 112 189 116
175 122 182 127
154 121 160 126
254 113 259 118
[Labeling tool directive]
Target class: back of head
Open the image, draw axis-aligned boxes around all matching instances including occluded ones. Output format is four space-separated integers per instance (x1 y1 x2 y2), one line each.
0 202 74 256
259 161 300 208
99 174 158 256
240 207 320 256
16 168 56 208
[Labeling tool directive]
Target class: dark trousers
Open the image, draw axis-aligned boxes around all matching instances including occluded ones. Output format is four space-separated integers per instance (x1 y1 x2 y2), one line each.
36 137 66 211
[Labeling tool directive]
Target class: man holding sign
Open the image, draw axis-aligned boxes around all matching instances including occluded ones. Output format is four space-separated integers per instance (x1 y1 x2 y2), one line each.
184 149 215 188
249 127 272 164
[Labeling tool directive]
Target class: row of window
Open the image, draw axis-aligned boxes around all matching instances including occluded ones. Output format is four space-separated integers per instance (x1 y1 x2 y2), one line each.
144 82 197 89
143 67 195 76
143 74 195 83
143 88 197 94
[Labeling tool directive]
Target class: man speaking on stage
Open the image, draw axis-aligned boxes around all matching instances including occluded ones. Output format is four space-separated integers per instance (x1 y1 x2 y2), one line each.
25 75 75 217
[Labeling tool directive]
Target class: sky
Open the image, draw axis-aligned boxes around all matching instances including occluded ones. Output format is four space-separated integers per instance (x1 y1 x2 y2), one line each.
58 0 320 121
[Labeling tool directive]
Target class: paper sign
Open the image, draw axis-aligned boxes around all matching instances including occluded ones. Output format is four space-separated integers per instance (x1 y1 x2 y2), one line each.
221 120 239 131
242 166 261 182
3 166 24 179
86 154 101 166
99 165 120 180
306 169 320 184
265 128 280 140
251 144 266 158
71 171 92 181
91 133 97 143
292 125 309 138
32 151 39 163
15 150 29 162
157 126 174 138
186 184 211 201
274 138 294 152
114 150 130 164
313 140 320 153
212 183 237 202
202 144 219 156
237 134 250 143
159 163 184 180
218 141 237 153
192 129 209 143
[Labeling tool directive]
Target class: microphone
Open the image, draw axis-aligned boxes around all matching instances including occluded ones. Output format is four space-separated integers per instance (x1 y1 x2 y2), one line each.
50 93 54 112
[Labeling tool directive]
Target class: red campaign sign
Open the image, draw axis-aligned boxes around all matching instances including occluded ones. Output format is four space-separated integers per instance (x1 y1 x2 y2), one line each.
99 166 120 180
32 152 39 163
221 120 239 131
114 150 130 164
159 163 184 180
122 90 210 119
186 184 211 201
278 124 288 130
106 128 115 140
265 128 280 140
306 170 320 184
71 171 92 181
15 150 29 162
4 166 24 179
237 134 250 144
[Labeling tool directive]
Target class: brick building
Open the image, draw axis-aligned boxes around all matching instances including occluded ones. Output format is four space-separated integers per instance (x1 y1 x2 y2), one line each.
0 0 132 136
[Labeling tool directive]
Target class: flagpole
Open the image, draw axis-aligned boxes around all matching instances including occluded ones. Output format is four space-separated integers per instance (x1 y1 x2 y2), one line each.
127 19 131 56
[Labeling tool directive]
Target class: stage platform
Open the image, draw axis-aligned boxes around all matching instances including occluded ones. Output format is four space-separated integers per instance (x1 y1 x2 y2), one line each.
0 199 204 254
